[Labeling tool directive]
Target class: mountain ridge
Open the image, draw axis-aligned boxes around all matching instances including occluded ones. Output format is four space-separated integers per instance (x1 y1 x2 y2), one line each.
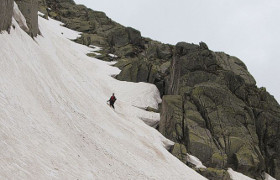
39 1 280 178
0 2 208 179
1 0 279 179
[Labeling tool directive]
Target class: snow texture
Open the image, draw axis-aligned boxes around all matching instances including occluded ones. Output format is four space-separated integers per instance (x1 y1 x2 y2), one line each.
187 153 206 169
264 173 276 180
89 45 102 56
109 53 118 58
38 11 45 16
38 15 81 40
0 9 207 180
89 45 102 51
13 2 29 32
228 168 254 180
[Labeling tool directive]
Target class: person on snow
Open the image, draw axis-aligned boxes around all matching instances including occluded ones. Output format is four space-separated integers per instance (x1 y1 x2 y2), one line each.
108 93 117 109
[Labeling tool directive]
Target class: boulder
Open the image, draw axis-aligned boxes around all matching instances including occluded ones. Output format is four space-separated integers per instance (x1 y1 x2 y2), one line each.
197 168 231 180
75 33 108 47
216 52 256 86
108 27 129 47
116 59 156 83
125 27 142 46
171 143 188 163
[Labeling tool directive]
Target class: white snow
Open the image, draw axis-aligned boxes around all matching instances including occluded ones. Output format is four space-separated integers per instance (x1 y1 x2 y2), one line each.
89 45 102 52
92 52 102 56
38 16 81 40
38 11 45 16
89 45 102 56
109 53 118 58
0 9 207 180
264 173 276 180
228 168 255 180
187 153 206 169
13 2 29 32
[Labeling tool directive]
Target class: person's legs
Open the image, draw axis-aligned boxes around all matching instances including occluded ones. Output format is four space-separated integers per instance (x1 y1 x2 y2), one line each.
110 101 114 109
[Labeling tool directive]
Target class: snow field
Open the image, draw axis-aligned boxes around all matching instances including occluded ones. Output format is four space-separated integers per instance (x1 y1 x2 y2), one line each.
0 6 207 180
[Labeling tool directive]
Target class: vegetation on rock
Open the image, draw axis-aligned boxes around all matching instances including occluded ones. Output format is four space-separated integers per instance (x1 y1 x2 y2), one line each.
38 0 280 179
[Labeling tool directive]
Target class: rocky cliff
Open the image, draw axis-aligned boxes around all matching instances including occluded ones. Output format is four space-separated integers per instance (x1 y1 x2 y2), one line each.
0 0 13 32
159 42 280 179
17 0 280 179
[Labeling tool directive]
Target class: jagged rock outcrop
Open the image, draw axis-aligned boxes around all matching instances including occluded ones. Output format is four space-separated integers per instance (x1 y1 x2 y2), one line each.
15 0 39 37
159 42 280 179
38 0 280 179
0 0 14 32
115 40 173 96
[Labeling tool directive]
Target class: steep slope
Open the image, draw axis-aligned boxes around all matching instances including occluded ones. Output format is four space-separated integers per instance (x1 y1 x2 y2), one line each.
0 8 207 180
35 0 280 179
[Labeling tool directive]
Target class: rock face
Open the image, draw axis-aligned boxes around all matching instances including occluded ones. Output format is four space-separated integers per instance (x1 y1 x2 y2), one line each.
159 42 280 179
0 0 14 32
39 0 280 179
0 0 40 36
15 0 39 37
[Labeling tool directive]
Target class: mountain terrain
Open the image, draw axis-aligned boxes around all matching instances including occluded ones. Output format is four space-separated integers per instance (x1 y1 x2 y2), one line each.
1 0 279 179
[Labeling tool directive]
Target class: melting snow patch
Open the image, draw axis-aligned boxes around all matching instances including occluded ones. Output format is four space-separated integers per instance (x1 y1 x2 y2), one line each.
89 45 102 51
109 53 118 58
228 168 255 180
264 173 276 180
38 11 45 16
187 154 206 169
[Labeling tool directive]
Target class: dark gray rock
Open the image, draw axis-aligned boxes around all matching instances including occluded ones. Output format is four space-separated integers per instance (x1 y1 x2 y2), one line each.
0 0 14 32
125 27 142 46
108 27 129 47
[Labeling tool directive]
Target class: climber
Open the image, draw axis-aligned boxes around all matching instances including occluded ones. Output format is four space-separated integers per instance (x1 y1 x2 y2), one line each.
107 93 117 109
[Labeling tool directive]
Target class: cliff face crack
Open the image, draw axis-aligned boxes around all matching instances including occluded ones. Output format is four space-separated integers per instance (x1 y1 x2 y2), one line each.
146 63 153 82
191 91 223 152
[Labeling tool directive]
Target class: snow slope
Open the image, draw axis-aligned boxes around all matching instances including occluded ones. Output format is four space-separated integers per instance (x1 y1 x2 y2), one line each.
228 168 277 180
228 169 255 180
0 10 206 180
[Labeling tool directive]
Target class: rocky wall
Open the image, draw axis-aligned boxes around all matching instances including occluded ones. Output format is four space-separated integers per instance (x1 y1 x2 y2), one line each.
0 0 14 32
158 41 280 179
